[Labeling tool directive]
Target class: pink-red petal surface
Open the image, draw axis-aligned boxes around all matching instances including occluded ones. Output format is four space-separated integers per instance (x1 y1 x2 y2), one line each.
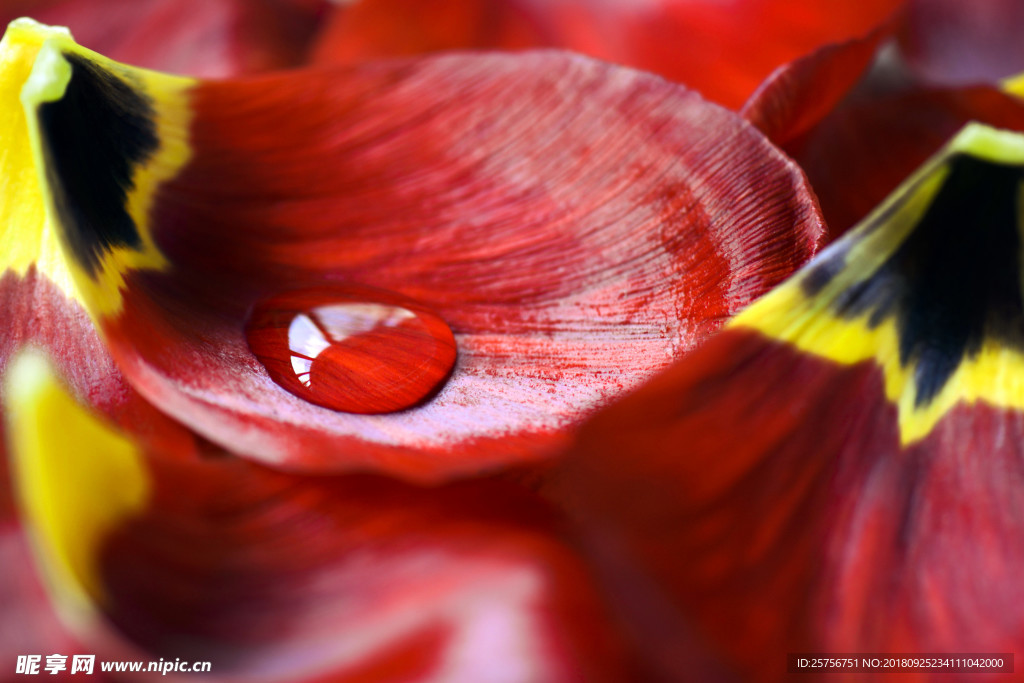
98 460 632 682
555 329 1024 682
6 351 634 681
311 0 904 109
0 0 320 76
0 275 194 679
898 0 1024 86
102 51 823 479
0 521 96 674
0 271 193 520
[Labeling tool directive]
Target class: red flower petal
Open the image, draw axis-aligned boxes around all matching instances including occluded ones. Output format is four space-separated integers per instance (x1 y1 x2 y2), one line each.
552 124 1024 679
0 26 207 669
6 353 633 681
311 0 904 109
746 28 1024 239
898 0 1024 86
102 470 631 681
0 522 87 668
0 0 320 76
742 26 890 147
22 33 823 478
0 272 195 510
0 22 196 515
791 84 1024 239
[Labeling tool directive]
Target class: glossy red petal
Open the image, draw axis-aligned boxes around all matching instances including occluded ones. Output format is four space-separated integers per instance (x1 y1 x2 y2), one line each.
83 52 822 479
311 0 904 109
7 30 822 480
551 125 1024 680
898 0 1024 86
0 0 319 76
554 331 865 680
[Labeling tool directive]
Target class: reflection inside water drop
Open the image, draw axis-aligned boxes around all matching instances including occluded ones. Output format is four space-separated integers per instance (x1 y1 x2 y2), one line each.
246 286 457 414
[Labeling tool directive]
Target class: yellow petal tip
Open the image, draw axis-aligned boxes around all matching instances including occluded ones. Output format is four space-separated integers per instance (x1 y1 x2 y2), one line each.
947 121 1024 165
5 350 150 616
1002 71 1024 98
4 17 73 43
20 38 71 108
734 123 1024 446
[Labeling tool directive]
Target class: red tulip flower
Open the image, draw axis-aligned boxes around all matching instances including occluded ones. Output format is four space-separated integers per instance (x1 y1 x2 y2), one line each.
12 1 1024 680
0 9 823 679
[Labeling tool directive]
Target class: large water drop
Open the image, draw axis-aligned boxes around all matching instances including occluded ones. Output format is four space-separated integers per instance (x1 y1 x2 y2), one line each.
246 286 457 414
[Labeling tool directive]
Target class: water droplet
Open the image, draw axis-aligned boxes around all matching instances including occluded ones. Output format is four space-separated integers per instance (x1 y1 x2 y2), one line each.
246 285 457 414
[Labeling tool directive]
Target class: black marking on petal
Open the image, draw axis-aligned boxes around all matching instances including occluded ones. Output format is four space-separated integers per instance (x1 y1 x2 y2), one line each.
37 53 158 276
801 243 849 296
834 154 1024 406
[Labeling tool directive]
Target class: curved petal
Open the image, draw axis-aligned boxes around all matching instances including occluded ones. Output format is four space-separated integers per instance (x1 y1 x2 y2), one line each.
0 21 196 515
311 0 904 109
0 0 316 511
897 0 1024 87
793 83 1024 239
0 271 195 503
553 124 1024 680
742 26 889 147
6 351 633 681
747 29 1024 239
0 522 90 670
0 0 320 76
0 23 206 666
16 24 825 478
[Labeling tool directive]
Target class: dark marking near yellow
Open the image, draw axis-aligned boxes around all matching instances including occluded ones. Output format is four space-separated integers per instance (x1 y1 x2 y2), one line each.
38 53 157 276
735 125 1024 444
803 155 1024 407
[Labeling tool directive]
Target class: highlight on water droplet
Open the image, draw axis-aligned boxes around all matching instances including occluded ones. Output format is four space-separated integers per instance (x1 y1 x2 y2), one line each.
245 285 457 414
